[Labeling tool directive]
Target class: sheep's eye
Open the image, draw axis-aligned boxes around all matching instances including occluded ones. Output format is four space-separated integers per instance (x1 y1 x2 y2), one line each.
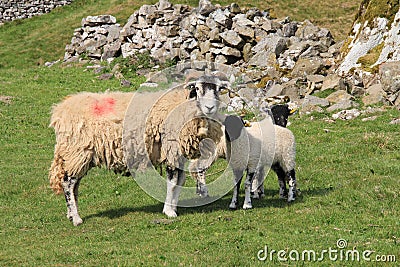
196 86 204 95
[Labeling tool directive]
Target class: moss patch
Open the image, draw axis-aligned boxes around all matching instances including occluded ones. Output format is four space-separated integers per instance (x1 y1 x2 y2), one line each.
357 42 384 72
355 0 399 27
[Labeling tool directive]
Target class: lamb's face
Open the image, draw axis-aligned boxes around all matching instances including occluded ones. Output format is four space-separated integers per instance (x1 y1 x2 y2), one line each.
188 75 228 117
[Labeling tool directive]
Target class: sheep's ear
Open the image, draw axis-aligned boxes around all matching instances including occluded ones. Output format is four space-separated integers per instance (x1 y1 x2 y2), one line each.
189 88 197 99
223 115 244 142
186 83 197 99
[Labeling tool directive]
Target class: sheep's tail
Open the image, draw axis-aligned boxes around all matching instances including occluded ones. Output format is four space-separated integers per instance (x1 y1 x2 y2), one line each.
49 153 65 195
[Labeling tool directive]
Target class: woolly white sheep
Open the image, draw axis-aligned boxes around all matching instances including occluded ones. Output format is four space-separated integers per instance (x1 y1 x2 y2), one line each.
223 112 297 210
49 75 227 225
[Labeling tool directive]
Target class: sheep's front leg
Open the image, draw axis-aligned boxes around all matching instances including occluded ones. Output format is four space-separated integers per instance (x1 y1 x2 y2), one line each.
62 174 83 226
195 168 209 198
287 169 297 202
243 172 255 209
171 169 185 210
163 167 185 217
251 168 265 199
229 169 243 209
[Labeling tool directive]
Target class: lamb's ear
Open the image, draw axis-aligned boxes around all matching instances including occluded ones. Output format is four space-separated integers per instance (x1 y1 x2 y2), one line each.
224 115 244 142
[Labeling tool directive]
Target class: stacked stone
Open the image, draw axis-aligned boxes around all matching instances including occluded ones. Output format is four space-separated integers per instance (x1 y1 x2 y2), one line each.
63 0 336 66
0 0 73 23
64 0 400 112
65 15 121 61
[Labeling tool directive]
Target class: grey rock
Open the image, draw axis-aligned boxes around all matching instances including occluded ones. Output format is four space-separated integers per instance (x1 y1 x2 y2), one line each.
199 40 211 54
389 118 400 124
194 24 210 41
106 25 121 42
229 3 241 14
247 50 275 67
259 18 281 33
121 79 131 87
362 84 386 106
215 54 227 64
232 13 254 27
252 35 287 57
242 43 252 62
379 61 400 95
306 74 325 83
208 28 220 41
212 8 232 28
326 90 353 104
198 0 216 15
233 24 254 39
220 47 241 57
282 22 298 37
327 100 358 112
302 95 329 107
157 0 173 11
332 109 361 120
98 73 113 80
263 84 283 98
102 40 121 60
295 20 322 40
219 30 243 47
82 15 117 27
321 74 341 91
291 58 324 77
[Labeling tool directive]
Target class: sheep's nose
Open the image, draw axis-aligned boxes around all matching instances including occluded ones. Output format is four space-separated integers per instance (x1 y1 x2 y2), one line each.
205 105 214 112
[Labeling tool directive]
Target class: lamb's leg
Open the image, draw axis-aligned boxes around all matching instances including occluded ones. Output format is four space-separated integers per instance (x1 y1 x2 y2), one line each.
287 169 297 202
251 168 265 199
273 165 288 199
243 171 255 209
62 173 83 226
163 166 182 217
229 169 243 209
195 168 209 198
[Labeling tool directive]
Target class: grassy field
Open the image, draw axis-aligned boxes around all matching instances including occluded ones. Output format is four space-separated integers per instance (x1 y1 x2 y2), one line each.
1 0 399 266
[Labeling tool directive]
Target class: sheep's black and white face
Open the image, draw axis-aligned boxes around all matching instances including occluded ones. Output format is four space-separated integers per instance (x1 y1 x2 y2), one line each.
187 75 228 117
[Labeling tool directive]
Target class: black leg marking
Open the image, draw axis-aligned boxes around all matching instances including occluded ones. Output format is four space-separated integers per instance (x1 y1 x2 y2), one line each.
272 164 288 199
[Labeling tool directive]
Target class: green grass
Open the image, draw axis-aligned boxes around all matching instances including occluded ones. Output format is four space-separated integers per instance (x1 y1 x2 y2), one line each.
0 0 399 266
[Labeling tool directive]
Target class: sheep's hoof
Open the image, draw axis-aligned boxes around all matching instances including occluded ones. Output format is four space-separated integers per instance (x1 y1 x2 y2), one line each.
279 193 288 200
197 189 209 198
163 207 177 218
242 203 253 209
229 203 237 210
251 192 259 199
287 196 295 203
72 217 83 226
198 193 209 198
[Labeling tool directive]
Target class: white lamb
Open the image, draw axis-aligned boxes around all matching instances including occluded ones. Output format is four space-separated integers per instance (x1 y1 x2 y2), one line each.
190 104 297 200
49 75 227 225
223 112 297 210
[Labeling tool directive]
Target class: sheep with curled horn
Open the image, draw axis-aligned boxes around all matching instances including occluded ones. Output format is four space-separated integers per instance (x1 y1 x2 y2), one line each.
49 74 228 225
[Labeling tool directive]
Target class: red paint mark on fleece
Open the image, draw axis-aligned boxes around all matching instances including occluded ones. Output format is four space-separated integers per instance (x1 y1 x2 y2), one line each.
92 97 116 116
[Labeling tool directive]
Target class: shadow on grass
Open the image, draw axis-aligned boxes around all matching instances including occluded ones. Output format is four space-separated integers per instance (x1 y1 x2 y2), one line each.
83 186 334 221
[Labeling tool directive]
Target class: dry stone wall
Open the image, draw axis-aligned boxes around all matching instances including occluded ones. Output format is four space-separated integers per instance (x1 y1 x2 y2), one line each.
63 0 400 112
0 0 73 23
